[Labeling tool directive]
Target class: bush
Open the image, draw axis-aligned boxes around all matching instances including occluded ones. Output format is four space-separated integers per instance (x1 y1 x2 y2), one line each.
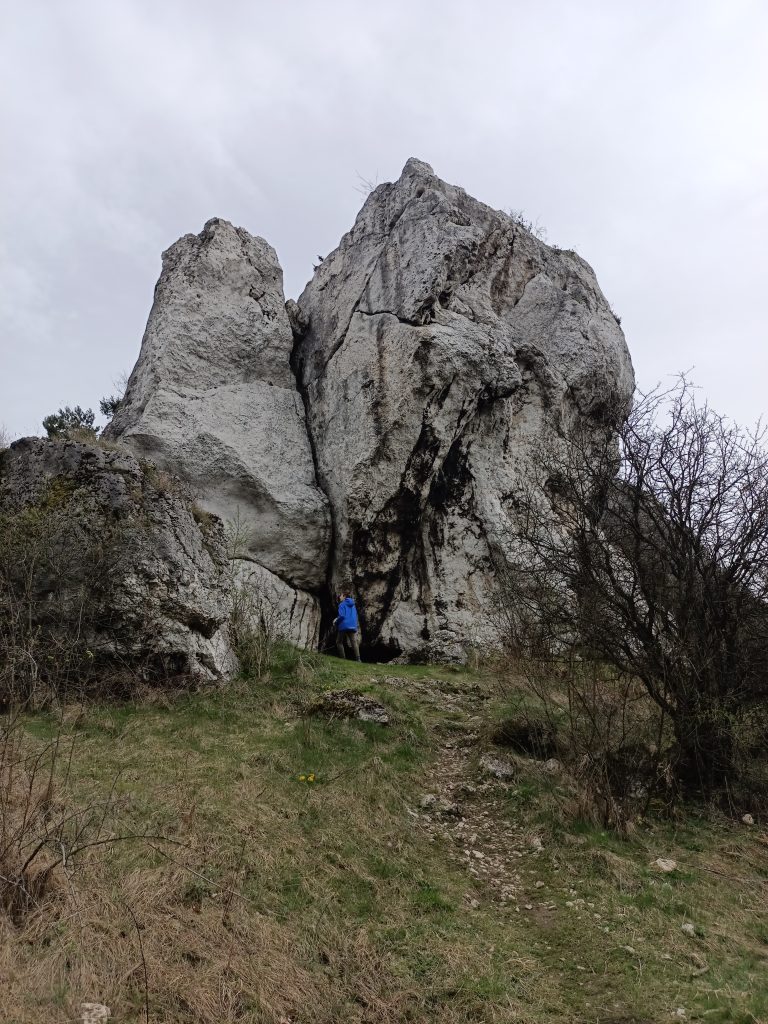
99 394 122 417
497 376 768 804
0 494 134 707
496 656 672 832
42 405 97 440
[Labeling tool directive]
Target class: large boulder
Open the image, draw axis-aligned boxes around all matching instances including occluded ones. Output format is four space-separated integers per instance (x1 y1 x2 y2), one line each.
0 437 235 686
105 218 330 646
294 158 634 660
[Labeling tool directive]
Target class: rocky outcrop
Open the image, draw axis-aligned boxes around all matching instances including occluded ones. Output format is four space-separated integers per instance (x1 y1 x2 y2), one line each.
100 158 634 664
0 437 234 682
294 158 634 659
105 218 330 647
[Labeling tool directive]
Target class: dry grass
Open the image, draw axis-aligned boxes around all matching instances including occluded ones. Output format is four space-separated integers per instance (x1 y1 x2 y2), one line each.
0 656 766 1022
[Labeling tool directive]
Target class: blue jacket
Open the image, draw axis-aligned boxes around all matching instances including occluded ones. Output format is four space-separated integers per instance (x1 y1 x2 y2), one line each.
337 597 359 632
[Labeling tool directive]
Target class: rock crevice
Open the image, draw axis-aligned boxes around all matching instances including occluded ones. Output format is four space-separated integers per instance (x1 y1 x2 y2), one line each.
103 158 634 663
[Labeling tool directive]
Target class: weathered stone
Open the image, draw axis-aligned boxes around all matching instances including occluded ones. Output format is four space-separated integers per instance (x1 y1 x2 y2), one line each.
651 857 678 873
105 218 330 646
0 436 234 681
307 689 390 725
80 1004 111 1024
295 158 634 660
479 753 517 781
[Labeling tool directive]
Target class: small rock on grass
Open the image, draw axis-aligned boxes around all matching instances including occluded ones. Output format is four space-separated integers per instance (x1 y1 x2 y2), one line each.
652 858 678 873
681 922 696 937
742 813 755 826
479 753 516 781
80 1006 111 1024
307 689 390 725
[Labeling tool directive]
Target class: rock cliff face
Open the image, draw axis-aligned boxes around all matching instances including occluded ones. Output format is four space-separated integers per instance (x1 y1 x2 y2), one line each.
0 437 234 682
294 158 634 659
105 218 331 647
107 159 634 662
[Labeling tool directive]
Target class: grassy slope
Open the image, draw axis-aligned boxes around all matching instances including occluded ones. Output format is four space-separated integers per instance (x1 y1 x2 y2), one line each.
4 653 768 1023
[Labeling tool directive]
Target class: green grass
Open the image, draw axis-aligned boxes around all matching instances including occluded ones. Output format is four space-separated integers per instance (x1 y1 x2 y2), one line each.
4 654 767 1023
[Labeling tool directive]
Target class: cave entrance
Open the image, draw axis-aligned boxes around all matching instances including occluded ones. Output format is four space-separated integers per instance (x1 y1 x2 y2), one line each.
358 639 402 664
318 589 402 664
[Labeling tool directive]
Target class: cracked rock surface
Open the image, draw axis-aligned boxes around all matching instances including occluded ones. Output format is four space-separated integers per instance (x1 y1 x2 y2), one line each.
105 218 331 647
106 159 633 662
295 158 634 659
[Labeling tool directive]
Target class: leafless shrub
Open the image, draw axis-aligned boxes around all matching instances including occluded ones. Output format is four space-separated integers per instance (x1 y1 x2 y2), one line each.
507 208 548 242
354 170 380 198
226 515 290 680
0 710 120 925
494 656 671 832
0 494 137 707
496 375 768 804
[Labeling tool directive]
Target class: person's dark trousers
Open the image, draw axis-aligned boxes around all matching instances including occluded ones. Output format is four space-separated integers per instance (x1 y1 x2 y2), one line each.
336 629 361 661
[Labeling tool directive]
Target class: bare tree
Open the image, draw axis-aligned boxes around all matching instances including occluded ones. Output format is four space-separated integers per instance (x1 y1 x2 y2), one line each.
499 377 768 798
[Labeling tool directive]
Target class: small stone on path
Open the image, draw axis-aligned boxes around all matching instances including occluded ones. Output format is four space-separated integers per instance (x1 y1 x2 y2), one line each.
479 753 516 780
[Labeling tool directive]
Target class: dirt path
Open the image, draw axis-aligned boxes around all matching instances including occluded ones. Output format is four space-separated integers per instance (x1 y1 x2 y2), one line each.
378 674 549 912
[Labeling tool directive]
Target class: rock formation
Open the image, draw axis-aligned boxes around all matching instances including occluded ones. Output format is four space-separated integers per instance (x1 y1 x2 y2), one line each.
103 158 633 663
0 437 234 683
294 158 634 659
105 218 331 646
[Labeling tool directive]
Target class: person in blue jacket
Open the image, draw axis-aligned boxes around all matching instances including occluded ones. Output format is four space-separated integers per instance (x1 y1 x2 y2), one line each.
334 589 361 661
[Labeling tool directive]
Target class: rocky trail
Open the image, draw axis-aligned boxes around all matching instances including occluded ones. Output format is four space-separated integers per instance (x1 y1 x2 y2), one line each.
378 673 551 917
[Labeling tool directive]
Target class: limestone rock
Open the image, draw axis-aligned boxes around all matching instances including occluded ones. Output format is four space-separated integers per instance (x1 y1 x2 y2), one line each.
0 437 234 682
80 1005 111 1024
479 754 517 781
652 858 678 873
105 218 330 645
307 689 390 725
295 158 634 660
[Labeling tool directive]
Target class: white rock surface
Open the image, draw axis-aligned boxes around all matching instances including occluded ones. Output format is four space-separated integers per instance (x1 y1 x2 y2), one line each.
80 1004 111 1023
479 754 517 781
296 158 634 659
106 218 330 645
652 858 678 873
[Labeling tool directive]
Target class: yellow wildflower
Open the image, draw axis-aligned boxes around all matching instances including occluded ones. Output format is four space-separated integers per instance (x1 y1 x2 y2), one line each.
298 774 306 782
307 773 315 783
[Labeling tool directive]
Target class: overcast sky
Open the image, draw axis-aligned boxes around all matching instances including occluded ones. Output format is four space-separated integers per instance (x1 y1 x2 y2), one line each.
2 0 766 439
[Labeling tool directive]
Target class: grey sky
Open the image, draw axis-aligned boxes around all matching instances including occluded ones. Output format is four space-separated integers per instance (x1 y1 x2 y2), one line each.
2 0 766 439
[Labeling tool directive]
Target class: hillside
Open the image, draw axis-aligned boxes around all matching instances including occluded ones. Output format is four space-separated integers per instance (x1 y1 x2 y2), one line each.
3 655 766 1023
